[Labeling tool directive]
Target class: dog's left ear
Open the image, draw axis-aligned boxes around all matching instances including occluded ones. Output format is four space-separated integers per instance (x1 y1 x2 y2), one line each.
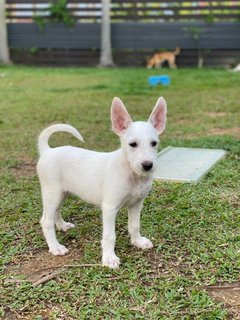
148 97 167 135
111 97 132 136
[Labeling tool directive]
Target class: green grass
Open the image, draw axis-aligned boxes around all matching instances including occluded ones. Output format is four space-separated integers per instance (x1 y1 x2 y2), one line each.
0 66 239 319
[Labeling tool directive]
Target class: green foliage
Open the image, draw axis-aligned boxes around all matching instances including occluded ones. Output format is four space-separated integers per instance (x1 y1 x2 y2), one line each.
49 0 75 25
29 47 39 55
34 0 75 30
33 14 46 31
205 13 215 23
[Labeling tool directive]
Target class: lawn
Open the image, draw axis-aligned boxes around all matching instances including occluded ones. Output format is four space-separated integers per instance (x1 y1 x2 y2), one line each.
0 66 239 319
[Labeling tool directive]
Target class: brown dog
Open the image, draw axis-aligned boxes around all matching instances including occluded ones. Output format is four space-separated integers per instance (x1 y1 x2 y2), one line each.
147 47 180 69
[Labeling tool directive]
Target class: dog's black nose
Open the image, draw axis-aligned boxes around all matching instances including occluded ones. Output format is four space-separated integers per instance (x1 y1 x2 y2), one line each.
142 161 153 171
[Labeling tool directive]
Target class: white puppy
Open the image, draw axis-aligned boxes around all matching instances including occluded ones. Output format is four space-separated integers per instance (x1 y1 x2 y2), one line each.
37 97 167 269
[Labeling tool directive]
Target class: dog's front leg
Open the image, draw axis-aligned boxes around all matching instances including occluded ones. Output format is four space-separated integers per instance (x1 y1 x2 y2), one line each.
101 204 120 269
128 200 153 250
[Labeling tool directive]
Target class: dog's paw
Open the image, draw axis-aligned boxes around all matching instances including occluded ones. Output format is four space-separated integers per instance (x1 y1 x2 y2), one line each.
56 221 75 232
131 236 153 250
49 244 69 256
102 254 120 269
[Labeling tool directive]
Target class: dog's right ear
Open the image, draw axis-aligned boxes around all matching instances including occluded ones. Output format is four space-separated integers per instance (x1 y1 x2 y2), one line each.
111 97 132 136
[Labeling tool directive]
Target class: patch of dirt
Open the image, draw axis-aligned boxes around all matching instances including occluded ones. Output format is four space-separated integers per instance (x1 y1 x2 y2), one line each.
206 282 240 319
144 250 189 278
3 303 69 320
174 118 193 125
208 127 240 138
10 159 36 177
3 248 91 319
7 248 82 284
221 192 239 208
205 112 228 118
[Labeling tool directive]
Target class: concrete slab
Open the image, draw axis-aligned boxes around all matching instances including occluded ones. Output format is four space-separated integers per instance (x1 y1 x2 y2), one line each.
154 146 227 183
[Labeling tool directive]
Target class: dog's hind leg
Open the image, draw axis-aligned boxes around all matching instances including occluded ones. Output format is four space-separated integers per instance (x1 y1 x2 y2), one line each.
40 186 69 255
128 200 153 249
55 192 75 232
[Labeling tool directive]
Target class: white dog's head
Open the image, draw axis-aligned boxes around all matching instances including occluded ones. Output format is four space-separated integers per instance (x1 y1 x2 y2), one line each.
111 97 167 177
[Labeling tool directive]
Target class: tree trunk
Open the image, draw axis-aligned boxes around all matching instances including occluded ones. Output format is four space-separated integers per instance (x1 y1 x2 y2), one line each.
99 0 115 67
197 49 204 68
0 0 11 65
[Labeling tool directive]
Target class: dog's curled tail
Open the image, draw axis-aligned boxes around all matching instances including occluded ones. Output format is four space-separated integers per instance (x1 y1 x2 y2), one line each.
38 124 84 155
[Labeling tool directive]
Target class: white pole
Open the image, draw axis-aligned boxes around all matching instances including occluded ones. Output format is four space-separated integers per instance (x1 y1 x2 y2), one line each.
0 0 11 65
99 0 114 67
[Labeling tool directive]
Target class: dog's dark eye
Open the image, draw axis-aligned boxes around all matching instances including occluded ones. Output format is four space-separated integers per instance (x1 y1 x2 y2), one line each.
129 142 138 148
151 141 157 147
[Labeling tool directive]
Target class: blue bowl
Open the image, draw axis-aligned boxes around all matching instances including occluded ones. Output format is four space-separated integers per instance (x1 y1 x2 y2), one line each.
148 75 170 86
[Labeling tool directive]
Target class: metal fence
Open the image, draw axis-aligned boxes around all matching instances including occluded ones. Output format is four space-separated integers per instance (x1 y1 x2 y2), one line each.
8 22 240 50
6 0 240 67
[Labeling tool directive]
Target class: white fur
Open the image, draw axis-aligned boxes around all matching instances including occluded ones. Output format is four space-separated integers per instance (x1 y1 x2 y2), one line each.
37 97 167 269
232 63 240 72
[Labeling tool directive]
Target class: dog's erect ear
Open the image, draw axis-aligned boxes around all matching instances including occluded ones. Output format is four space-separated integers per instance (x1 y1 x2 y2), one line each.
111 97 132 136
148 97 167 135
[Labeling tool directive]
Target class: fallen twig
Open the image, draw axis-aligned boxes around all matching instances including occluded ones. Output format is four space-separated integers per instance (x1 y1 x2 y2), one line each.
32 269 63 287
205 285 240 291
